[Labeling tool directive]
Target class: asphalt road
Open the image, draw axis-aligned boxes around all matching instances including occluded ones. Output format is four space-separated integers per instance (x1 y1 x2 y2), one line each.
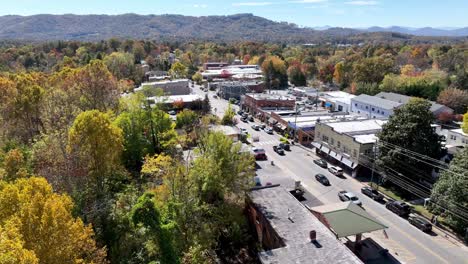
193 84 468 264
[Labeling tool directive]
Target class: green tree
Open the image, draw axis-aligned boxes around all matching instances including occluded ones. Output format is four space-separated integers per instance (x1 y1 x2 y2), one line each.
176 109 198 131
192 72 203 85
169 62 188 79
377 99 442 184
104 52 142 82
288 64 306 86
221 104 235 126
353 56 395 83
149 109 178 154
430 147 468 234
131 192 180 264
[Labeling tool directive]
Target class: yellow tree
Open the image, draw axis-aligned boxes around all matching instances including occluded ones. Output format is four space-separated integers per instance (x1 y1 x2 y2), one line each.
0 221 38 264
0 177 107 264
68 110 123 195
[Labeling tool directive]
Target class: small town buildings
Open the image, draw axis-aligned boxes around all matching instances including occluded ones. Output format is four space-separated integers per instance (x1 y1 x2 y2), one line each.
246 185 363 264
351 94 402 119
241 93 296 118
375 92 453 116
218 81 264 100
203 62 230 70
136 79 191 96
210 125 240 142
319 91 356 113
313 119 387 174
446 128 468 152
147 94 205 110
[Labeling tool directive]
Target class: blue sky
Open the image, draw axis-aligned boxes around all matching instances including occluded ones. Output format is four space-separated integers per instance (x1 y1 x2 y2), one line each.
2 0 467 28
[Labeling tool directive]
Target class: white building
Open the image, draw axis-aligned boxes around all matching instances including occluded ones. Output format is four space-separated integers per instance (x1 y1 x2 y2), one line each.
319 91 356 113
351 94 402 119
446 128 468 149
136 79 190 95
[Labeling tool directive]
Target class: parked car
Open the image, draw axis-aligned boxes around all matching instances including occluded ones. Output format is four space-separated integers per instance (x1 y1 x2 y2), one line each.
338 191 362 206
315 174 330 186
260 124 266 129
386 200 412 217
248 116 254 122
251 124 260 130
361 186 384 201
328 166 343 176
264 128 273 134
237 110 244 115
168 110 177 116
252 148 267 160
313 159 327 168
242 113 248 118
240 128 248 135
279 143 290 151
213 94 218 98
408 214 432 232
241 116 248 123
273 145 285 155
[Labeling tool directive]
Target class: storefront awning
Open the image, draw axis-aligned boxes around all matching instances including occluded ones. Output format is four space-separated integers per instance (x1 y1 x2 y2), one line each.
329 151 337 157
312 142 321 149
334 154 343 161
342 158 353 168
275 124 287 130
320 146 330 154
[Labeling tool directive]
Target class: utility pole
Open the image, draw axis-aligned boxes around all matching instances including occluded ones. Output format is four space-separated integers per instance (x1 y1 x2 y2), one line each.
293 104 298 143
370 138 378 190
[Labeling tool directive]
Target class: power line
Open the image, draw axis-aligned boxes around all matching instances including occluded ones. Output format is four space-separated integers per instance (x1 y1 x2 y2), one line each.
360 153 468 214
357 158 468 222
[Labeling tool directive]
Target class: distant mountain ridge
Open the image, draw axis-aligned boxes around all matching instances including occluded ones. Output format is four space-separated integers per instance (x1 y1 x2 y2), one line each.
0 13 465 42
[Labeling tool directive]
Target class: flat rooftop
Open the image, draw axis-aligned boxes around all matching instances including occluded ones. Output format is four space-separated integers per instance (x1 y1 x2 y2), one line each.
352 133 378 144
249 186 362 264
246 93 295 101
352 94 402 109
148 94 203 103
326 119 387 134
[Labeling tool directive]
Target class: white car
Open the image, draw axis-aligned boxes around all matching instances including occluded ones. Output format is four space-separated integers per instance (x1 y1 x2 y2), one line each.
338 191 362 206
328 166 343 176
264 127 273 134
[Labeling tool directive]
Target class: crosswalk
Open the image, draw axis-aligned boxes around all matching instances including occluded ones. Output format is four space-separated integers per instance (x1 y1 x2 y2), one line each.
253 140 279 146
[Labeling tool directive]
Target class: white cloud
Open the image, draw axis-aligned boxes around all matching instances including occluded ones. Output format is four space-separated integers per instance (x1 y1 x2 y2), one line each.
290 0 328 3
232 2 273 6
344 1 378 5
193 4 208 8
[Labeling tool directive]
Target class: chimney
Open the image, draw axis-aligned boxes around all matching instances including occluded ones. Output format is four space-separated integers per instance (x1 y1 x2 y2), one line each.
310 230 317 242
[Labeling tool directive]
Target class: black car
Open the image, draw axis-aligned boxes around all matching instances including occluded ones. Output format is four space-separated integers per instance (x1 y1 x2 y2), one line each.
260 124 266 129
315 174 330 186
386 200 412 217
279 143 290 151
361 186 384 201
248 116 254 122
237 110 244 115
273 145 285 155
241 117 248 123
408 214 432 232
313 159 328 168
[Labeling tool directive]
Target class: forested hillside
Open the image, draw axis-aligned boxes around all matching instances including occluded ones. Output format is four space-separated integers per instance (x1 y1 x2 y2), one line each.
0 13 465 43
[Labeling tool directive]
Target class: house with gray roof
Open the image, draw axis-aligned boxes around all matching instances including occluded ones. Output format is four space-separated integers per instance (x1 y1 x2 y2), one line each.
246 185 362 264
375 92 453 116
350 94 402 119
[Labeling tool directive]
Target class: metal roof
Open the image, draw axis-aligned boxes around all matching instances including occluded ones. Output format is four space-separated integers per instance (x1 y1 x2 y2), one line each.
375 92 453 113
352 94 403 109
311 202 388 238
249 186 362 264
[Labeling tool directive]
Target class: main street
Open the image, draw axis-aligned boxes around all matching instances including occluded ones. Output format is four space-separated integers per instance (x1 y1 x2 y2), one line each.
192 84 468 264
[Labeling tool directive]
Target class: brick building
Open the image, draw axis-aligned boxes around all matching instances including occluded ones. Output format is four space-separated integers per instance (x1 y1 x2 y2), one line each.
241 93 295 118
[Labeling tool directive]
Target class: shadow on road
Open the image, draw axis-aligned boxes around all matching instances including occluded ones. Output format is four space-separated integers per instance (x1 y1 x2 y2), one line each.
347 237 402 264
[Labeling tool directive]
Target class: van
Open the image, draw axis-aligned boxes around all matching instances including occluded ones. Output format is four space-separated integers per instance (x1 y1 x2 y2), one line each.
328 166 343 176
